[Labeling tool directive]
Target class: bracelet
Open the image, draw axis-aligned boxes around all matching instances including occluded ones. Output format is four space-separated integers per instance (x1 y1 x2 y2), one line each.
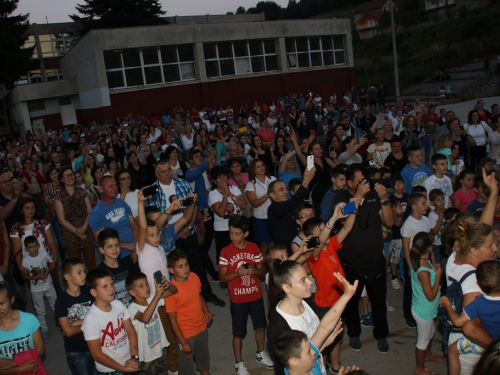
326 221 334 230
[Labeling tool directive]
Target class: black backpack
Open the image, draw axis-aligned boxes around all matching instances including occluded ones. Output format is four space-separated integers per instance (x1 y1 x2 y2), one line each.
438 270 476 333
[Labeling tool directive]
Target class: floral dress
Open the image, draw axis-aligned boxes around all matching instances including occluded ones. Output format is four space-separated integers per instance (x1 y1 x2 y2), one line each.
10 219 51 259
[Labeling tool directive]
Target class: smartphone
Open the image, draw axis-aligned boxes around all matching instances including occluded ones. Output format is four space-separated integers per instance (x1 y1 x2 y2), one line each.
143 185 159 198
342 201 356 216
307 155 314 171
242 263 250 269
153 271 163 286
307 237 320 248
183 197 195 207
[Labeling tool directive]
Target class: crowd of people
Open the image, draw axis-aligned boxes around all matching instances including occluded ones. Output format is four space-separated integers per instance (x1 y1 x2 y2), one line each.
1 91 500 375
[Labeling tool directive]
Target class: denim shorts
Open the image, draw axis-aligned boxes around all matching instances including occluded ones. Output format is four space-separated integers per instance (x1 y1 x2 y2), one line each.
230 297 267 338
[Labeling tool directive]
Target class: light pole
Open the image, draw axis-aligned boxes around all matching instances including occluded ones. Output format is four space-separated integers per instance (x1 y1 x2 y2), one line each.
389 0 400 106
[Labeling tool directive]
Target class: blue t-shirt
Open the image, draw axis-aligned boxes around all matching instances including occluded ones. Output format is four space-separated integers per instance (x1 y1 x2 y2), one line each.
278 169 302 198
466 199 486 213
160 224 178 257
89 198 134 257
401 164 432 194
464 296 500 339
320 187 338 222
0 311 40 359
284 340 323 375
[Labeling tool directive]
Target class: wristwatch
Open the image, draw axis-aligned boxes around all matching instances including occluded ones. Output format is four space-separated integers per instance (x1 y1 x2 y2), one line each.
380 200 390 206
130 355 139 360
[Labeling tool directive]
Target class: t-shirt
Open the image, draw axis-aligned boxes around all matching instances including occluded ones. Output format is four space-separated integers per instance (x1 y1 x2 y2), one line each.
452 189 477 213
411 262 440 320
245 177 276 219
137 242 169 292
400 164 432 194
165 273 207 339
284 340 323 375
277 169 301 199
89 198 134 257
367 142 392 167
81 300 131 373
208 186 242 231
466 199 486 213
160 224 178 260
10 219 51 259
428 211 445 246
422 174 453 209
463 296 500 340
0 311 39 359
219 242 264 304
308 236 345 307
98 259 133 307
401 215 432 249
389 193 409 240
128 297 169 363
275 300 320 339
54 288 94 353
384 152 408 174
22 250 53 292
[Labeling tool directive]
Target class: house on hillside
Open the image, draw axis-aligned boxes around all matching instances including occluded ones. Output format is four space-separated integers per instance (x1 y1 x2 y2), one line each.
352 0 396 40
424 0 489 21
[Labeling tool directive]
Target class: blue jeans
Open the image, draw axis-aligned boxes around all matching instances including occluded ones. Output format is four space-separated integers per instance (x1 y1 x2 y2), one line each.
66 351 96 375
51 216 66 262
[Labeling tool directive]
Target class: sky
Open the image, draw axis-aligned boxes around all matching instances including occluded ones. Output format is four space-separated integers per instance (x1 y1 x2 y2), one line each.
17 0 290 24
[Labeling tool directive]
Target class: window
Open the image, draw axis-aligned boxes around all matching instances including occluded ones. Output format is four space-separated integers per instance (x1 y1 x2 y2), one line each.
204 39 279 78
103 44 197 89
285 36 347 69
27 100 45 112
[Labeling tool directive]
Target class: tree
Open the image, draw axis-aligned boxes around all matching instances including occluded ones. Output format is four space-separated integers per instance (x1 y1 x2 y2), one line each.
70 0 168 31
0 0 35 87
236 6 246 14
247 1 285 21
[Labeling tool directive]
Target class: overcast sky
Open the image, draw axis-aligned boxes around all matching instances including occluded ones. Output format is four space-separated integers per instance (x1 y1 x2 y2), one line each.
17 0 290 24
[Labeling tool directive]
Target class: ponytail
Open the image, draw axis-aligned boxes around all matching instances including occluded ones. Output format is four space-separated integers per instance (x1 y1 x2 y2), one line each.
453 220 493 257
409 232 433 271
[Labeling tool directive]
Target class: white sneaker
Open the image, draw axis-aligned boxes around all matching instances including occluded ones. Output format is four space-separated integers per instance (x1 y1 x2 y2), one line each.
386 301 395 312
391 278 401 290
256 351 275 369
235 361 250 375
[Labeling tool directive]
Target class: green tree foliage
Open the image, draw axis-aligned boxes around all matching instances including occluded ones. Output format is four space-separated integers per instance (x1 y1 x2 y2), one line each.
70 0 167 31
0 0 35 87
236 6 246 14
247 1 286 20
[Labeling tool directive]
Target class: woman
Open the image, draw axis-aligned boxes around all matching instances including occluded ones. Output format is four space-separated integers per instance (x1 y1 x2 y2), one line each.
90 166 104 196
367 128 392 168
274 117 290 136
126 151 147 189
181 123 195 151
256 119 274 148
227 158 249 192
4 157 21 179
450 142 465 177
10 197 62 295
464 110 490 170
273 135 289 163
208 166 247 263
67 149 78 171
81 149 99 184
192 133 205 152
339 135 367 165
116 169 139 220
163 146 188 179
42 166 64 262
245 160 276 256
105 147 122 170
55 168 96 271
400 115 423 150
105 156 118 178
487 116 500 161
249 135 276 176
0 282 45 373
325 133 342 155
413 97 426 117
19 159 45 217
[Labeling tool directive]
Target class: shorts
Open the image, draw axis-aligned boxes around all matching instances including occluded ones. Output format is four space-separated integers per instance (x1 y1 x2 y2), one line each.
457 337 485 355
252 217 272 243
391 239 402 264
139 348 168 375
411 309 435 350
230 298 267 339
177 329 210 375
383 240 393 257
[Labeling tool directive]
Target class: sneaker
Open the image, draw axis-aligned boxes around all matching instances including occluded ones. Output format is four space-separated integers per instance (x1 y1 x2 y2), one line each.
377 338 389 354
414 366 435 375
326 363 340 375
42 330 49 343
386 301 395 312
391 278 401 290
360 313 373 327
235 361 250 375
406 318 417 329
349 336 362 351
209 296 226 307
255 351 274 369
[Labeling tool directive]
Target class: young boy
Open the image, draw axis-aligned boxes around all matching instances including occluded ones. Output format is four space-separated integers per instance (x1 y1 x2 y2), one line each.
126 272 171 374
291 202 316 256
21 235 57 343
466 176 489 213
97 228 134 307
81 268 139 374
428 189 446 264
320 166 346 222
422 153 453 209
219 215 273 375
55 258 96 375
400 147 432 194
166 249 213 375
389 174 409 290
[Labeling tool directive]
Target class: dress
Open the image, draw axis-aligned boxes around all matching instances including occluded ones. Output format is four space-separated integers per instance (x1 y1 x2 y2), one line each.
55 187 94 250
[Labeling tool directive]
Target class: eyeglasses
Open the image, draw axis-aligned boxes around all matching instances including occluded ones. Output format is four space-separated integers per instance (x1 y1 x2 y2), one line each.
63 173 74 178
120 177 131 181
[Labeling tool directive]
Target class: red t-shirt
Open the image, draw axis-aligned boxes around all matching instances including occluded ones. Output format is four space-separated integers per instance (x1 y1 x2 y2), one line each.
308 236 346 308
219 242 264 304
257 128 275 144
452 188 477 213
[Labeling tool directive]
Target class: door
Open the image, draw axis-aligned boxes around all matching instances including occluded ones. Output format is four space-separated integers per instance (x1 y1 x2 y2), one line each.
59 97 77 125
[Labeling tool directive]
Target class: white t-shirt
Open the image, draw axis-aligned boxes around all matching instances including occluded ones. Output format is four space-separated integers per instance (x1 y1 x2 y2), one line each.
181 135 194 151
422 174 453 209
159 182 182 224
22 250 53 292
245 176 276 219
82 300 131 373
208 186 243 231
128 297 169 363
367 142 392 167
10 222 51 259
428 211 445 246
401 215 432 248
124 190 139 218
137 242 169 291
276 300 320 339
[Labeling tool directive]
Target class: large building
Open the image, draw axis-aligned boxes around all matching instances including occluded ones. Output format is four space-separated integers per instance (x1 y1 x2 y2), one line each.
6 14 354 132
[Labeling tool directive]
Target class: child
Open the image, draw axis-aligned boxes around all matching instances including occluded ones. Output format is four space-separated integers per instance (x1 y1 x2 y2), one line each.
166 249 213 375
96 228 134 307
440 261 500 355
400 147 432 194
435 134 453 173
219 215 273 375
126 272 171 374
81 268 139 374
439 86 446 105
21 235 57 343
451 170 476 212
55 258 96 375
320 166 346 222
466 176 489 213
422 154 453 209
389 174 409 290
410 232 445 375
291 202 316 258
428 189 446 264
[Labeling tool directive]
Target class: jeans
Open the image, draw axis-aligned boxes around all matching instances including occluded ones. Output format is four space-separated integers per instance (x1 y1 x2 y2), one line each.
51 216 66 262
66 351 96 375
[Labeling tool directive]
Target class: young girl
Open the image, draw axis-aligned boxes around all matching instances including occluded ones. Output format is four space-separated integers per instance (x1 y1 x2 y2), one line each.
451 170 476 213
410 232 445 375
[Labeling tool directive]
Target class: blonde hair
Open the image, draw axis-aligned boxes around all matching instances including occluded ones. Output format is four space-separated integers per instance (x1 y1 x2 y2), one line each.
435 134 453 152
452 220 493 257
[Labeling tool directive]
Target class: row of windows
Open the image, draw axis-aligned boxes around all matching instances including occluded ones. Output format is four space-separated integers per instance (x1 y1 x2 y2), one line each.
23 34 79 58
103 36 347 89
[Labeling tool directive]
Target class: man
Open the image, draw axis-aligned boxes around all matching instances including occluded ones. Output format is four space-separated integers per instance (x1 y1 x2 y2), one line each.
436 110 457 138
145 159 225 306
267 167 316 255
66 131 80 152
316 117 332 146
383 137 408 174
221 142 249 175
332 163 395 354
89 176 138 261
360 106 376 134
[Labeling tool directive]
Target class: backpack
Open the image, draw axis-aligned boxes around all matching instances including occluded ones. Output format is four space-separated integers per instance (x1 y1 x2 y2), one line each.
438 270 476 333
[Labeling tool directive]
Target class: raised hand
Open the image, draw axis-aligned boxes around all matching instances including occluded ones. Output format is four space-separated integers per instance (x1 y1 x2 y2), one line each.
333 272 358 297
